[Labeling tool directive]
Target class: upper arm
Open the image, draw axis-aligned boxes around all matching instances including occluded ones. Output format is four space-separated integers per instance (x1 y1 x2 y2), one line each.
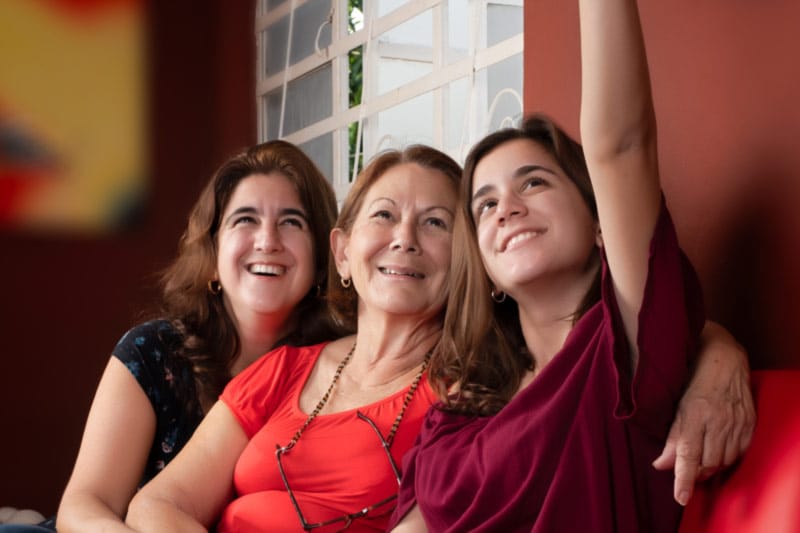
59 356 156 518
127 401 248 528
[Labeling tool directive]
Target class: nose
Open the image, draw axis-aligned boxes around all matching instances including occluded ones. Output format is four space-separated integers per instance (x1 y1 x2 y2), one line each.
496 194 526 225
390 219 420 254
254 223 284 253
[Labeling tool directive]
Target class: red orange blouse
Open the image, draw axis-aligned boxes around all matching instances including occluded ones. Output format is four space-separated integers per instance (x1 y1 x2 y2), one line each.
218 342 437 532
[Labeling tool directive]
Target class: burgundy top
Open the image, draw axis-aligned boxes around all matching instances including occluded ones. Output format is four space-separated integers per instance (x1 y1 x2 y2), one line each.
390 204 704 532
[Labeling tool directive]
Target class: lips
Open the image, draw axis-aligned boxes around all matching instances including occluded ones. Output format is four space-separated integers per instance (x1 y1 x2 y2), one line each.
378 266 425 279
247 263 286 276
500 228 546 252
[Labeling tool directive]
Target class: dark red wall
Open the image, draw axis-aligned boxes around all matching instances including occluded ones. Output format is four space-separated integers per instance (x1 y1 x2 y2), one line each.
0 0 256 514
524 0 800 370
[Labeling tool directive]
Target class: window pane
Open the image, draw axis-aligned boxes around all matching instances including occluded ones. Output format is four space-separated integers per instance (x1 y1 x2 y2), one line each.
290 0 332 66
445 0 469 65
299 133 333 182
264 87 283 140
444 76 470 153
375 10 433 95
349 45 363 109
347 120 363 180
283 62 333 136
487 2 523 47
263 15 289 77
376 0 410 18
485 53 523 132
366 92 433 155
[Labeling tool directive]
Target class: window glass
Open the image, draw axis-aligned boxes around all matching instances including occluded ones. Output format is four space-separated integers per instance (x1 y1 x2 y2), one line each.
290 0 332 66
262 16 289 77
375 10 433 95
299 132 333 182
283 63 333 136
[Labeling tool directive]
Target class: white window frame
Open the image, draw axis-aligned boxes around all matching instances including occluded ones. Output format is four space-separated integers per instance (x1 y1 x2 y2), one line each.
256 0 523 199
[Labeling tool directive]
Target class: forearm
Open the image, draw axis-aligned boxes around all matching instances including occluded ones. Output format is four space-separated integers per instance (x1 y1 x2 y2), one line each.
56 493 136 533
126 402 244 531
579 0 656 155
126 494 207 533
696 321 749 371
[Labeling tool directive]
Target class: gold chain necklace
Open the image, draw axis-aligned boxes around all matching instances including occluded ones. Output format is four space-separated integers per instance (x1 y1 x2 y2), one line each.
282 342 431 451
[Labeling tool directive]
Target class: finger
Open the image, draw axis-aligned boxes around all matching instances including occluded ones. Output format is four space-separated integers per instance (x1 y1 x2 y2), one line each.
739 418 755 453
673 436 704 506
721 436 739 472
720 404 748 468
652 436 677 471
699 415 728 474
739 399 757 453
654 403 693 471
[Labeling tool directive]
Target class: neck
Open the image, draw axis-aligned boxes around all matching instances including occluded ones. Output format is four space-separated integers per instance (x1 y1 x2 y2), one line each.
229 310 292 377
346 309 441 388
513 262 598 370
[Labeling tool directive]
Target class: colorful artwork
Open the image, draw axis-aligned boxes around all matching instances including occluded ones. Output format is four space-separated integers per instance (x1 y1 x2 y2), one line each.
0 0 146 233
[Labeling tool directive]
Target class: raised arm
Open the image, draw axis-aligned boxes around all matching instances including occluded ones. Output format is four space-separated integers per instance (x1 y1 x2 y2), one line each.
578 0 662 364
126 401 247 531
56 357 154 533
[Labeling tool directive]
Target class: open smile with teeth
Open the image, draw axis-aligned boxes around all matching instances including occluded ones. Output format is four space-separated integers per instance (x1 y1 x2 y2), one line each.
378 267 425 279
503 230 545 252
248 264 286 276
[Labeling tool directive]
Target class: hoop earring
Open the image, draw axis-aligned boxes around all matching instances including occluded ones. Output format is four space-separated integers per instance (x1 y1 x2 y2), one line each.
340 277 351 289
207 279 222 295
491 289 506 303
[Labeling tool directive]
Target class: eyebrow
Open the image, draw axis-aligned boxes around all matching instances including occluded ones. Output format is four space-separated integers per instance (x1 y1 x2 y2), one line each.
370 197 454 217
423 205 455 218
368 197 397 209
224 206 308 225
471 164 556 204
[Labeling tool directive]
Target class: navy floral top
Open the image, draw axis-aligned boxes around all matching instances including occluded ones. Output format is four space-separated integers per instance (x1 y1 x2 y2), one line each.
112 319 204 486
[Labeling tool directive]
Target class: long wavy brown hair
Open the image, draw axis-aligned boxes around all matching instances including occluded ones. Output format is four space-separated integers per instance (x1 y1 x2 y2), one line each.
327 145 463 332
158 140 342 410
430 114 602 416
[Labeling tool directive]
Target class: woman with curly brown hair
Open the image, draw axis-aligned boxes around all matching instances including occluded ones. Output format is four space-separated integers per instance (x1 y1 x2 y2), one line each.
55 140 341 533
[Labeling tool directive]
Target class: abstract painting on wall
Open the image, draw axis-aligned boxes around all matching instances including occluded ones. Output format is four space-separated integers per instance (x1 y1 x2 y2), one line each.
0 0 146 234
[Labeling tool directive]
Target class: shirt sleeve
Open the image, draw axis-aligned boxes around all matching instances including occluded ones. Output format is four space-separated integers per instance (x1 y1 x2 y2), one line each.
220 345 296 439
604 199 705 433
112 320 180 408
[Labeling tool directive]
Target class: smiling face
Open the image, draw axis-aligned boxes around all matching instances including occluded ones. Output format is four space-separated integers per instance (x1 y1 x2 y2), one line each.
332 163 457 321
216 172 315 325
471 138 599 298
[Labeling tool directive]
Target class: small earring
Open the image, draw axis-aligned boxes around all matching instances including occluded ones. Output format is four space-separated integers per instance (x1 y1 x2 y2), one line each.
491 289 506 303
315 284 322 298
340 277 351 289
207 279 222 295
